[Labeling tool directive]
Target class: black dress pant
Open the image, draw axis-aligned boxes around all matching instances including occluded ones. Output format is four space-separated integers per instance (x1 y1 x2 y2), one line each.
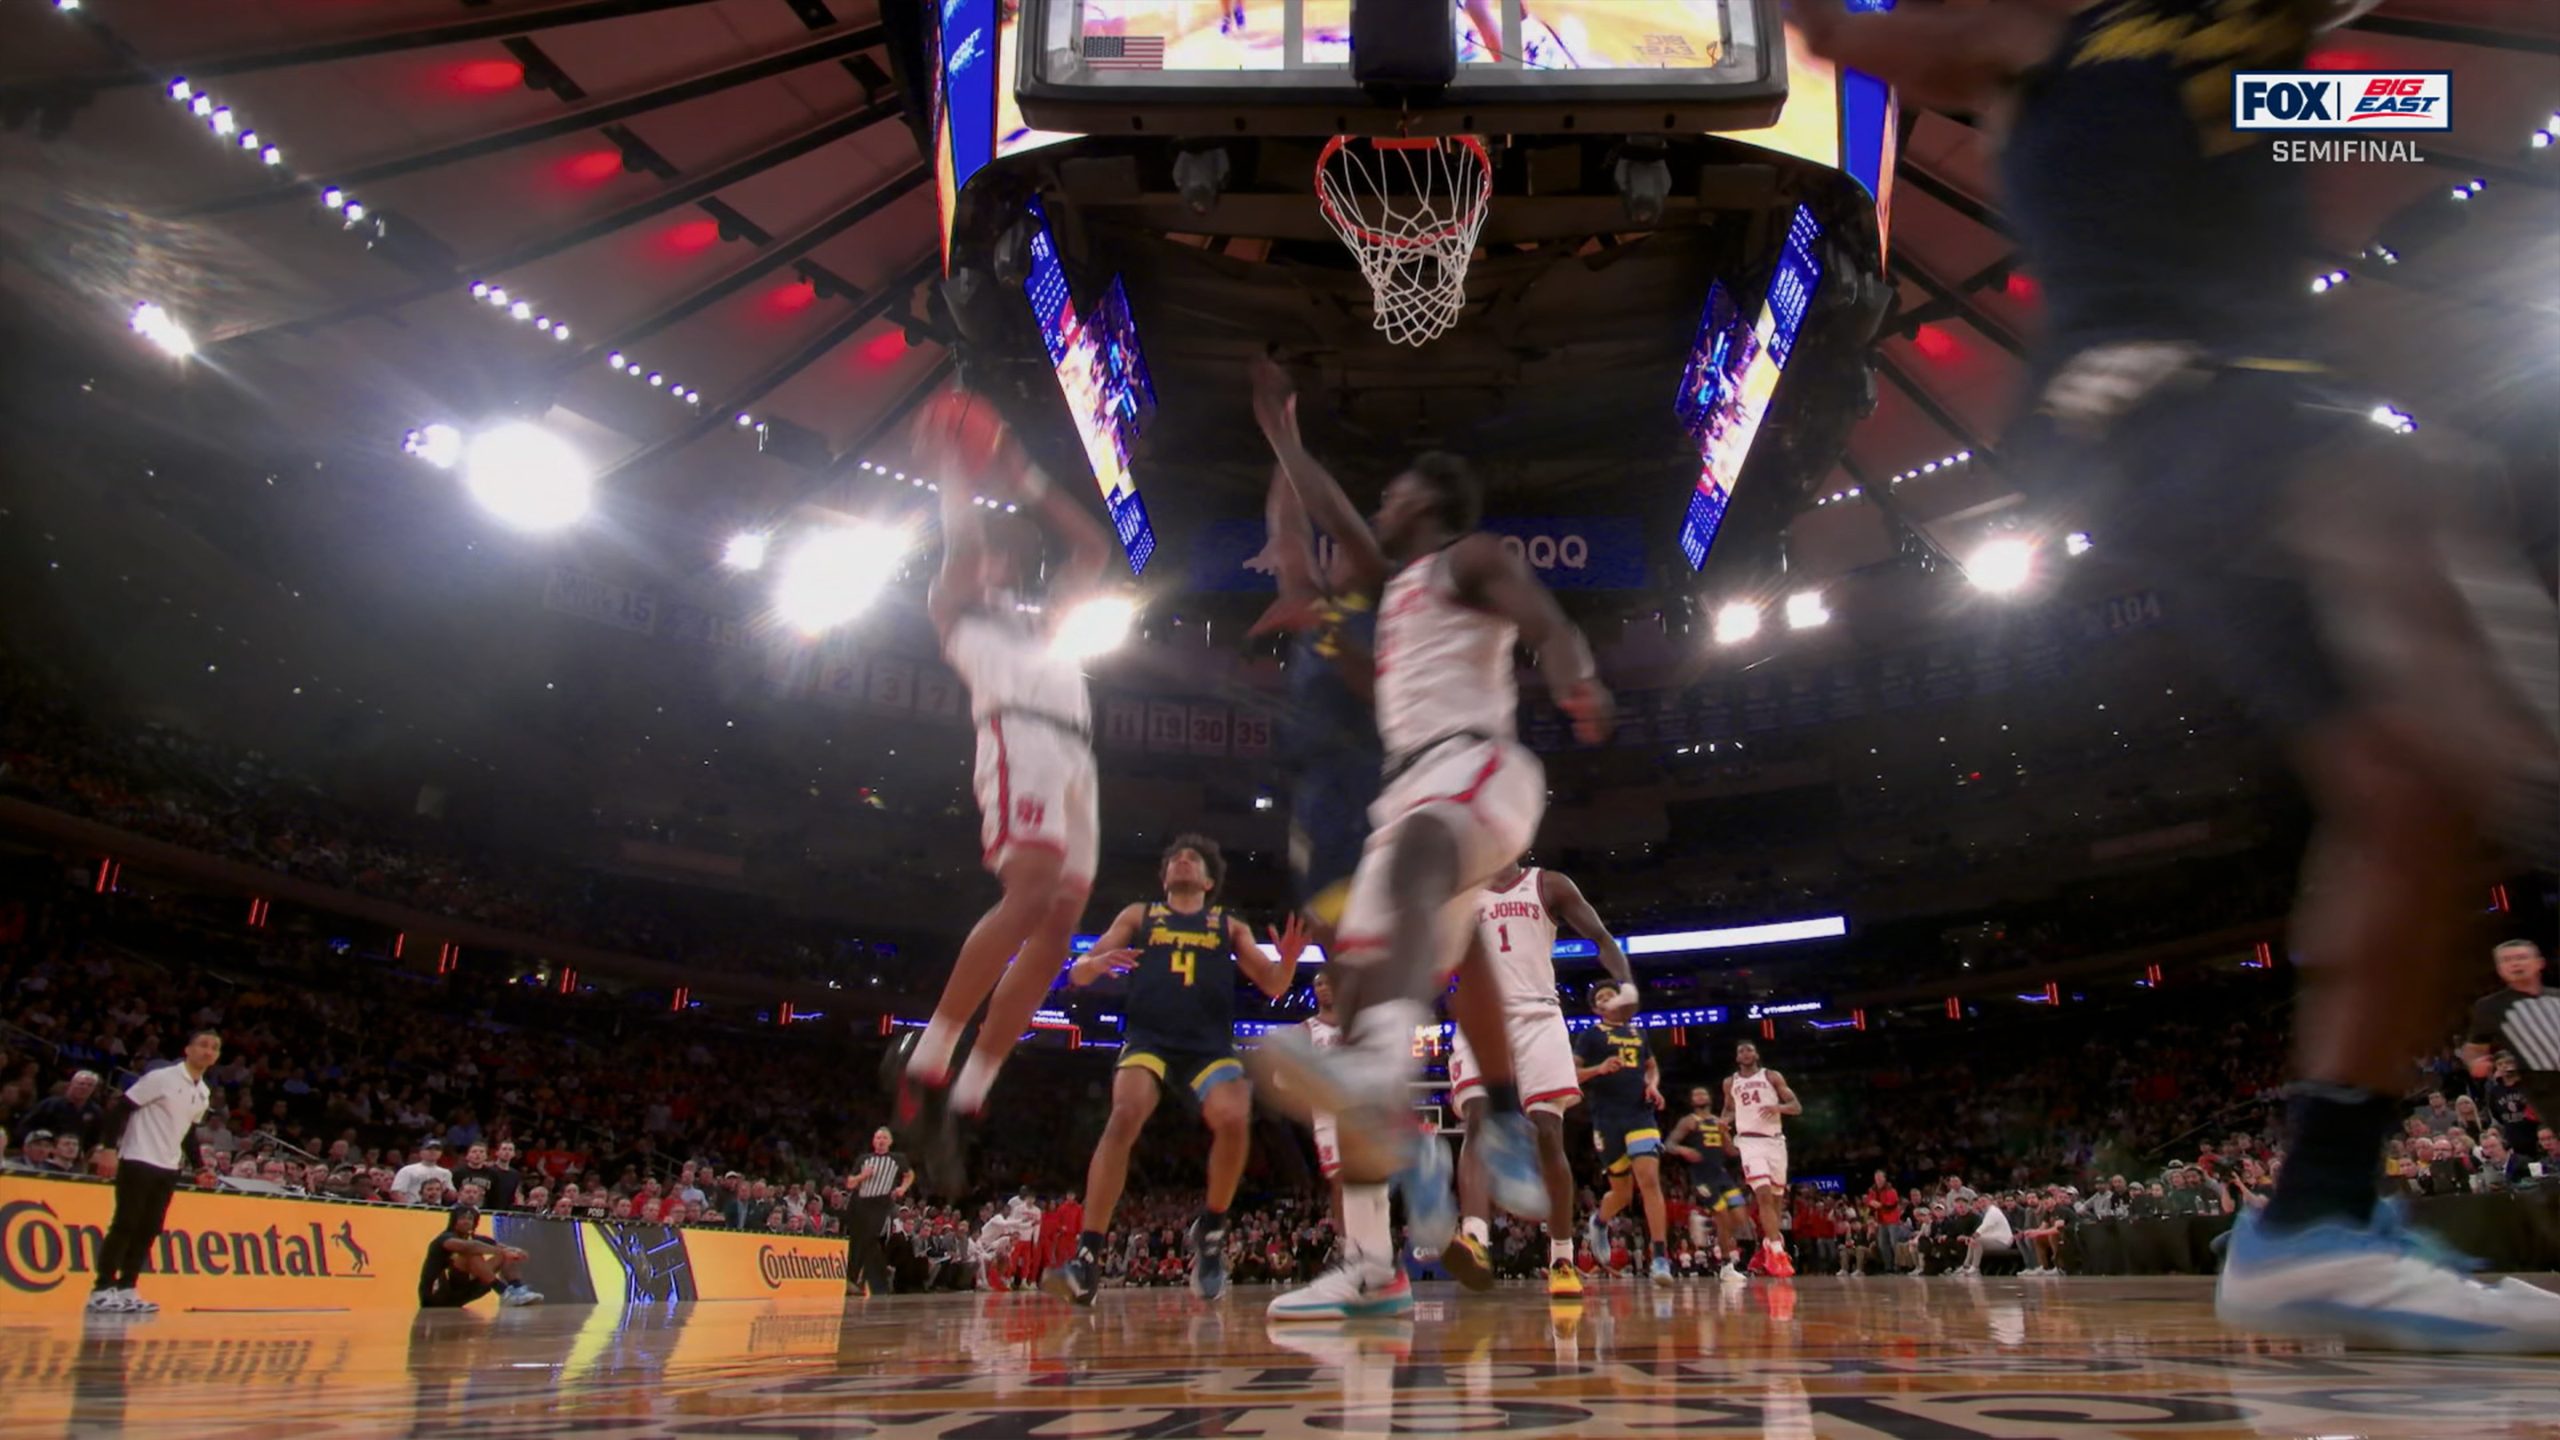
96 1161 182 1292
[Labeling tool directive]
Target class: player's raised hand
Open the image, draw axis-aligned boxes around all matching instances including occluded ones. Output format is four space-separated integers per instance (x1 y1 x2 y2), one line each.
1271 913 1313 968
1560 676 1615 745
1071 948 1139 986
1247 353 1298 439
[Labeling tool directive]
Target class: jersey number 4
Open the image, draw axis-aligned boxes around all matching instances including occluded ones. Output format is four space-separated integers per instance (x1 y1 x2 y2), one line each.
1170 949 1195 986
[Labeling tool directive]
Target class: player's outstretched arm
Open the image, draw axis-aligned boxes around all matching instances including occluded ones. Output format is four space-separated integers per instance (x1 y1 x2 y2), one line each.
1248 354 1389 592
926 442 991 641
1068 904 1149 987
1768 1070 1805 1117
1783 0 2063 113
1247 462 1326 637
1446 534 1613 743
1717 1076 1737 1133
1542 870 1633 996
1229 911 1309 1000
1021 461 1117 605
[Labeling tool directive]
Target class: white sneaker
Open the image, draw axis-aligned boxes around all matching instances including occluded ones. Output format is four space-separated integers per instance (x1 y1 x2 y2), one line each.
502 1285 545 1307
1268 1260 1414 1322
122 1292 158 1314
1717 1262 1745 1284
2217 1208 2560 1352
84 1290 130 1314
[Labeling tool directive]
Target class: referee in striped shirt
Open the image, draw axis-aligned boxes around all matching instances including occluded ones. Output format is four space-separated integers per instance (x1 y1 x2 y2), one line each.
2463 940 2560 1128
851 1127 912 1297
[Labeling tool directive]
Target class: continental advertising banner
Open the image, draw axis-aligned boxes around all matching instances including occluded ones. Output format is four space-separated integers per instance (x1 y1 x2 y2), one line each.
0 1175 452 1314
0 1177 849 1314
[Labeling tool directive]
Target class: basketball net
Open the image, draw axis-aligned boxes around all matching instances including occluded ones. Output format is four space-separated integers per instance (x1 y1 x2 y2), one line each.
1315 135 1493 348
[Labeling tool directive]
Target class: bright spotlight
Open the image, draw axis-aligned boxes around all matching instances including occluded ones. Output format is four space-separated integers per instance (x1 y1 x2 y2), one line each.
1712 600 1761 646
128 301 196 359
1784 590 1830 631
773 524 910 636
460 422 592 532
1966 537 2038 595
1054 594 1139 661
2065 531 2094 558
404 423 464 470
722 531 769 572
209 107 236 136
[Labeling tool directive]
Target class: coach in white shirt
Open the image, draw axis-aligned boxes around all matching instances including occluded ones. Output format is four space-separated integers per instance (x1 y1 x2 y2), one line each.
89 1030 220 1315
391 1139 455 1205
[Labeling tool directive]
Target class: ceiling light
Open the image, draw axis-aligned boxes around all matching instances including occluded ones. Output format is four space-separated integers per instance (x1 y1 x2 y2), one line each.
488 288 509 306
510 301 533 321
210 107 236 136
1784 590 1830 631
606 351 625 368
322 188 345 210
403 423 464 470
129 301 196 360
773 523 911 635
552 325 570 342
168 79 191 102
735 413 754 428
2064 531 2094 557
1054 594 1139 661
1712 600 1761 646
722 531 769 572
648 372 665 387
1966 536 2037 595
343 203 366 221
460 422 593 532
238 131 260 151
260 146 281 166
191 96 213 117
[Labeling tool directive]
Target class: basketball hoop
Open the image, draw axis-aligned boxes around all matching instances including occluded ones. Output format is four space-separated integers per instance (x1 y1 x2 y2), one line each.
1315 135 1493 348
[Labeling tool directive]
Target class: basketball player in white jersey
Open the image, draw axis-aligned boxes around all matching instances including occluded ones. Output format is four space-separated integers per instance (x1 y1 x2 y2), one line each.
1442 862 1635 1300
885 388 1118 1194
1302 970 1346 1241
1241 355 1614 1321
1721 1041 1803 1278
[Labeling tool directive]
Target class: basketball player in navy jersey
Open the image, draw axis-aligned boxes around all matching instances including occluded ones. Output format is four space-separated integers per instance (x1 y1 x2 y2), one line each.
885 391 1121 1195
1792 0 2560 1347
1044 835 1307 1305
1664 1084 1750 1282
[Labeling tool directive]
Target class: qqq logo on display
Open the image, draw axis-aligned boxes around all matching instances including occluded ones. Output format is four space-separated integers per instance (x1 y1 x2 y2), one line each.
2234 72 2451 130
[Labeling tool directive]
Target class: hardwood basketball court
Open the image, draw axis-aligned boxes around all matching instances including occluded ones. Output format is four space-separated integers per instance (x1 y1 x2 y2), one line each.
10 1278 2560 1438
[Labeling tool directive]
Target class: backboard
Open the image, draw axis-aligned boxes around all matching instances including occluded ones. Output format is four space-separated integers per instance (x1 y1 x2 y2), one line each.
1006 0 1789 137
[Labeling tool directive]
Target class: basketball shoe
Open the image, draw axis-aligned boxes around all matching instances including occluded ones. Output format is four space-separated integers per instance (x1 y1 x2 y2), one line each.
2216 1207 2560 1352
1188 1214 1230 1302
1469 1109 1554 1220
1547 1259 1583 1299
1268 1260 1414 1322
1441 1232 1495 1292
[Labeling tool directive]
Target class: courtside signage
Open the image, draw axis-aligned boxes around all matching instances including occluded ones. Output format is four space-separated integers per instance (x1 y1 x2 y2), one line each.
2233 72 2450 131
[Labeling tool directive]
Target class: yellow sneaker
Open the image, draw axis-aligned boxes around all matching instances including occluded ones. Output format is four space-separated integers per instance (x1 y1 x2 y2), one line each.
1442 1233 1495 1292
1547 1260 1584 1300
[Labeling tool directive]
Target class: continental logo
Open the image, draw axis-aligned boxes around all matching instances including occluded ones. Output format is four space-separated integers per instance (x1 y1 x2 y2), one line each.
0 1198 362 1292
756 1244 848 1288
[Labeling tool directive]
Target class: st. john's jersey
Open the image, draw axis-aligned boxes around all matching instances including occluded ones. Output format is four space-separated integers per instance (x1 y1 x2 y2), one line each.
1475 869 1561 1013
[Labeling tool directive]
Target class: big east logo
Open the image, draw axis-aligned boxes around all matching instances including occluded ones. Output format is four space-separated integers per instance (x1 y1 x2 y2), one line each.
2234 72 2451 131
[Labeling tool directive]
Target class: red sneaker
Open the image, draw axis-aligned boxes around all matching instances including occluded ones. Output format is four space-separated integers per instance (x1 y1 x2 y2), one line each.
1746 1248 1768 1276
1764 1247 1796 1279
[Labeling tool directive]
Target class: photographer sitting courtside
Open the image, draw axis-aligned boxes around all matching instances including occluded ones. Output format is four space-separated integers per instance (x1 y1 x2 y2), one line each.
419 1205 544 1309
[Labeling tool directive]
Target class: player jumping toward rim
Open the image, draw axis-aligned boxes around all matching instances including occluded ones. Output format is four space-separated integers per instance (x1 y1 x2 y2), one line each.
1793 0 2560 1348
1242 354 1615 1322
886 389 1119 1194
1440 861 1636 1301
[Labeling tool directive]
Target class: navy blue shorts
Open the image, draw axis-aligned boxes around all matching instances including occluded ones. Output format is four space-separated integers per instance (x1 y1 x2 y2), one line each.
2017 360 2350 737
1290 754 1379 926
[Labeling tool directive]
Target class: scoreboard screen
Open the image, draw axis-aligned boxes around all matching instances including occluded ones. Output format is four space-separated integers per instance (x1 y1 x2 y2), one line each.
1676 204 1825 571
1021 197 1158 576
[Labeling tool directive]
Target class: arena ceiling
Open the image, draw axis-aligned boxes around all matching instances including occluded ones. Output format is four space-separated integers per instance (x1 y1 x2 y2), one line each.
0 0 2552 833
3 0 2553 572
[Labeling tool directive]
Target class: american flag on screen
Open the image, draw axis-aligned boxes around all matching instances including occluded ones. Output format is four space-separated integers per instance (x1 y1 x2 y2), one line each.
1080 34 1166 71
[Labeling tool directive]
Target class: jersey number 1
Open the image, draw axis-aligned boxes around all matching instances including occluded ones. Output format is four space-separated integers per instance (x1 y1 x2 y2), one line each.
1171 950 1195 986
1497 924 1511 953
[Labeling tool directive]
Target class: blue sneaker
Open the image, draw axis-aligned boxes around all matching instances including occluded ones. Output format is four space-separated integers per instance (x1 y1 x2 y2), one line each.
1650 1254 1674 1286
1395 1132 1457 1261
1043 1253 1099 1308
1473 1109 1553 1220
2216 1208 2560 1352
1189 1215 1230 1302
